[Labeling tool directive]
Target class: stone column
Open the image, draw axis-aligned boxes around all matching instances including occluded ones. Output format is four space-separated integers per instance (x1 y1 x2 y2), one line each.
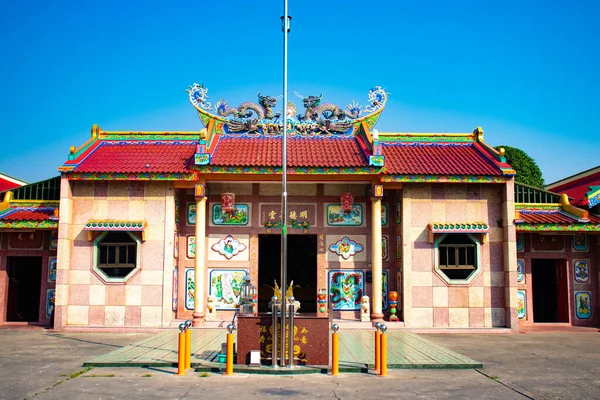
192 189 207 327
502 178 518 332
55 175 73 330
371 195 383 321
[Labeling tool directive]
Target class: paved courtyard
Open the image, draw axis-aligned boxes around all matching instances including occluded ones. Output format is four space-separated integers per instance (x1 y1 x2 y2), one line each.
1 329 599 399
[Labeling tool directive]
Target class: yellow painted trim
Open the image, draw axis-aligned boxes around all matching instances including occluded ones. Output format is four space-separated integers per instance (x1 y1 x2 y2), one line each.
378 132 475 138
515 203 560 207
474 127 504 159
70 124 100 155
559 194 589 219
0 191 14 212
9 199 60 206
361 121 373 144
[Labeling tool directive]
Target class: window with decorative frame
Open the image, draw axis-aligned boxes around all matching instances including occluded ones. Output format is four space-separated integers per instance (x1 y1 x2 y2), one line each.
434 233 481 284
93 231 141 282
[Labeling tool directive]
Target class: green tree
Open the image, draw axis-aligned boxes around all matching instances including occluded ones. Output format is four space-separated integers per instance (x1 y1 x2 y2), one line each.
494 145 545 187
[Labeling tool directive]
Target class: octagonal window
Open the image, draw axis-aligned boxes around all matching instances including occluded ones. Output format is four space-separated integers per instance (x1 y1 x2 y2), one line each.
434 233 481 284
94 231 141 282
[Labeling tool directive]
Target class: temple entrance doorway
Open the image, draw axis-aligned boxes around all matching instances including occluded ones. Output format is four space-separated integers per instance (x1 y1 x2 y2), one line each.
532 259 569 323
6 256 42 322
258 234 317 313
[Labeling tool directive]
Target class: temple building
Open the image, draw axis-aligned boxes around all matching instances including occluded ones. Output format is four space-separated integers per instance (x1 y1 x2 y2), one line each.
0 84 598 331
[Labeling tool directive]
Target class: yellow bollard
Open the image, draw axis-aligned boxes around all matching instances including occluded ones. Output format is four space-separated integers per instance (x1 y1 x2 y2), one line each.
375 329 381 371
177 324 186 376
185 328 192 369
331 324 339 376
226 323 235 376
379 325 387 377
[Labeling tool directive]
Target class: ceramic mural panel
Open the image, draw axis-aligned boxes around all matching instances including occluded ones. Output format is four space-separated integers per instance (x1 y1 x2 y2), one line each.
328 237 364 260
573 234 588 251
185 269 195 310
517 259 524 283
186 236 196 258
172 267 178 311
396 234 402 261
210 235 247 260
49 230 58 250
575 292 591 319
382 236 388 261
209 269 247 310
175 200 180 224
516 234 523 251
328 270 364 310
327 204 363 226
212 204 249 226
174 233 179 259
382 270 388 310
187 203 196 225
381 204 388 227
46 289 55 319
574 260 589 283
517 291 526 319
48 257 57 282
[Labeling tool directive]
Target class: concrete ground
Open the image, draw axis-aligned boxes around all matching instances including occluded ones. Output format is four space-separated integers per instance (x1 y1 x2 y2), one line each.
1 329 599 400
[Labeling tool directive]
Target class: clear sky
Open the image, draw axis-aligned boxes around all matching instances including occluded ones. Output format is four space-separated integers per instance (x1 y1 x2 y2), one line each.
1 0 598 185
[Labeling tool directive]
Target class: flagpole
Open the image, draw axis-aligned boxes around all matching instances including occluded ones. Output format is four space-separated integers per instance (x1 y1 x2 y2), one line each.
280 0 290 368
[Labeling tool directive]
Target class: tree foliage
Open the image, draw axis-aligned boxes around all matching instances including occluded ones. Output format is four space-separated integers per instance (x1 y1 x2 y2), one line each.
494 145 545 187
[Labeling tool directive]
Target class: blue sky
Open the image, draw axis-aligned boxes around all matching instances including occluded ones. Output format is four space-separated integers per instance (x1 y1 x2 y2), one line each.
1 0 598 185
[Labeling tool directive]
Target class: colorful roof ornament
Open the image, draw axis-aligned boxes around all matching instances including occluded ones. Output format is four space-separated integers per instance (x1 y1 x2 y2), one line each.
84 220 147 231
514 194 600 232
427 223 489 233
187 83 388 136
0 192 59 229
586 186 600 208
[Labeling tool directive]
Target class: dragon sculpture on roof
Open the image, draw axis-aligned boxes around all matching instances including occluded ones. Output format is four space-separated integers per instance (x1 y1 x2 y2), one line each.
187 83 388 136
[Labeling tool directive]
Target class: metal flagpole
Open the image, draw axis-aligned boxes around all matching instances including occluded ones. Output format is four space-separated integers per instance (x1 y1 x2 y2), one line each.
280 0 290 368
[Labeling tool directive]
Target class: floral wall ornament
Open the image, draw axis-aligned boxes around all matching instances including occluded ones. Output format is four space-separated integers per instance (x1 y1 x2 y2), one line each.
186 236 196 258
575 292 591 319
46 289 55 319
48 257 57 282
517 291 526 319
209 269 247 310
328 270 364 310
573 234 588 251
328 236 364 260
574 260 589 283
517 259 524 282
382 236 388 261
211 235 247 260
327 204 363 226
185 269 195 310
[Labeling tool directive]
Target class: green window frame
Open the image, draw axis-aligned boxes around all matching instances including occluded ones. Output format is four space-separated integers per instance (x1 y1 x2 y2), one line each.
93 231 141 283
434 233 481 284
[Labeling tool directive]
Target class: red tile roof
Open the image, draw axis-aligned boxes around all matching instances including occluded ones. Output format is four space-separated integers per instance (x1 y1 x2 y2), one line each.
0 207 56 221
73 141 197 173
210 136 367 168
517 210 578 224
382 142 503 176
0 181 22 192
546 172 600 207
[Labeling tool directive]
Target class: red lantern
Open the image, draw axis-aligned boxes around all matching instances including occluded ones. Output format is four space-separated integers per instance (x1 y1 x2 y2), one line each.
221 192 235 212
340 192 354 213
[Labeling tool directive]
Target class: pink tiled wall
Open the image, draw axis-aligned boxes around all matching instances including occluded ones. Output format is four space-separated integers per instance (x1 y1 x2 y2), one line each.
404 183 507 328
60 181 173 328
